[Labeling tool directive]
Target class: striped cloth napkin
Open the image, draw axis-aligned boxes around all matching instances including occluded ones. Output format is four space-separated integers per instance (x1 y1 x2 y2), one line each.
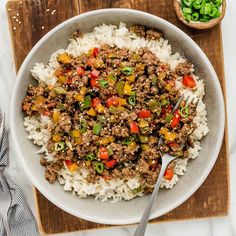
0 123 39 235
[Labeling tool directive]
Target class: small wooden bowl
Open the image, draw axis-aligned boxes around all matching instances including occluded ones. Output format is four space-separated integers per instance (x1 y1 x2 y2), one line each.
173 0 226 29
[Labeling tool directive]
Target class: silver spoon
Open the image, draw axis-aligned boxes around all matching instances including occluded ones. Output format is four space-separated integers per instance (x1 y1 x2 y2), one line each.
133 153 176 236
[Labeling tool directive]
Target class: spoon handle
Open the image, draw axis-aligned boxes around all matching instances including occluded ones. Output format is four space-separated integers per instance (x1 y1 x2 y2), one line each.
133 154 173 236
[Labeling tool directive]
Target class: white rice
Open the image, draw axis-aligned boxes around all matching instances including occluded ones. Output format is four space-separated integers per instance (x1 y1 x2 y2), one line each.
24 23 209 202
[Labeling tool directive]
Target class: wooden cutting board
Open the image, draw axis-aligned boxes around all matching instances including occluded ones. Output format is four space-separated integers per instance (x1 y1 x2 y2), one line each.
6 0 229 235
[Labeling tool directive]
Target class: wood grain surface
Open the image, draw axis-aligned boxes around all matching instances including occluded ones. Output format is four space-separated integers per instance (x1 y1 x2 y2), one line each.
6 0 229 235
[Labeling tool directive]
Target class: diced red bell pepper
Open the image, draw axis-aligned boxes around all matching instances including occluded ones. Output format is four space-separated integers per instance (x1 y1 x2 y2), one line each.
161 104 172 118
99 147 109 160
41 110 51 116
164 168 174 180
138 109 152 118
130 121 139 133
90 78 99 88
90 69 100 79
103 175 112 181
105 159 117 169
92 97 101 107
106 96 119 107
64 160 72 167
171 110 181 128
182 75 196 88
92 47 99 57
87 57 95 67
77 66 85 76
66 77 73 85
168 142 179 149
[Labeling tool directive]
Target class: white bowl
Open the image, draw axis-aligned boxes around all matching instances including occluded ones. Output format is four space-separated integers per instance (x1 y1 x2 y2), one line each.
10 9 225 225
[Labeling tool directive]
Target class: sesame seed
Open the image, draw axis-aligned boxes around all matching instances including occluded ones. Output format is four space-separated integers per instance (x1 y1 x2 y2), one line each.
46 8 50 12
8 8 11 12
12 16 16 19
16 13 19 16
13 27 16 30
51 9 56 15
41 26 45 29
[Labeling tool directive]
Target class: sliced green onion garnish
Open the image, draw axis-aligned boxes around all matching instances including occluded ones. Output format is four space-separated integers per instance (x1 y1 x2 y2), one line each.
180 106 190 118
78 119 87 133
94 162 105 174
147 99 159 109
122 67 134 75
93 123 102 135
80 95 91 111
85 153 95 161
98 80 109 88
122 136 134 145
192 12 199 21
128 91 136 106
183 7 192 14
193 0 203 9
54 142 65 152
183 0 193 7
116 81 124 98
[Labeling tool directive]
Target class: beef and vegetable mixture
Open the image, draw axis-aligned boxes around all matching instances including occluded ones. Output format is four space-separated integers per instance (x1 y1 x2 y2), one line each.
22 26 198 192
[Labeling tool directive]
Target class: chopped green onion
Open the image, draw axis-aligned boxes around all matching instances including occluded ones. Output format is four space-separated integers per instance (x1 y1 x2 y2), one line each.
213 0 222 7
54 142 65 152
180 106 190 118
80 95 91 111
98 80 109 88
181 0 222 22
122 136 134 145
209 7 220 18
98 115 106 124
94 162 104 174
85 153 95 161
53 87 67 95
93 123 102 135
193 0 203 9
200 3 212 15
78 119 87 133
183 0 193 7
108 146 113 155
122 67 134 75
192 12 199 21
183 7 192 14
165 114 174 123
128 91 136 106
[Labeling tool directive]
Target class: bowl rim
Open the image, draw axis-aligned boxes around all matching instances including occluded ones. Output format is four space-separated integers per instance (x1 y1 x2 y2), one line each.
10 8 225 225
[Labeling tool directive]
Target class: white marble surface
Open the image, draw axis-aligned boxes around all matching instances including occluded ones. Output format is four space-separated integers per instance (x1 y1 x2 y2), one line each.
0 1 236 235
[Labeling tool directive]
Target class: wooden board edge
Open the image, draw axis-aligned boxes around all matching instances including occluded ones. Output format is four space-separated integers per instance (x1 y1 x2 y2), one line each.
219 23 230 215
33 188 48 236
6 1 19 73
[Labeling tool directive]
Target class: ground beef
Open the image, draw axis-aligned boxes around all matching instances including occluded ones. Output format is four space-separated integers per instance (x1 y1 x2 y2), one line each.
22 25 198 188
175 62 192 75
112 126 129 138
